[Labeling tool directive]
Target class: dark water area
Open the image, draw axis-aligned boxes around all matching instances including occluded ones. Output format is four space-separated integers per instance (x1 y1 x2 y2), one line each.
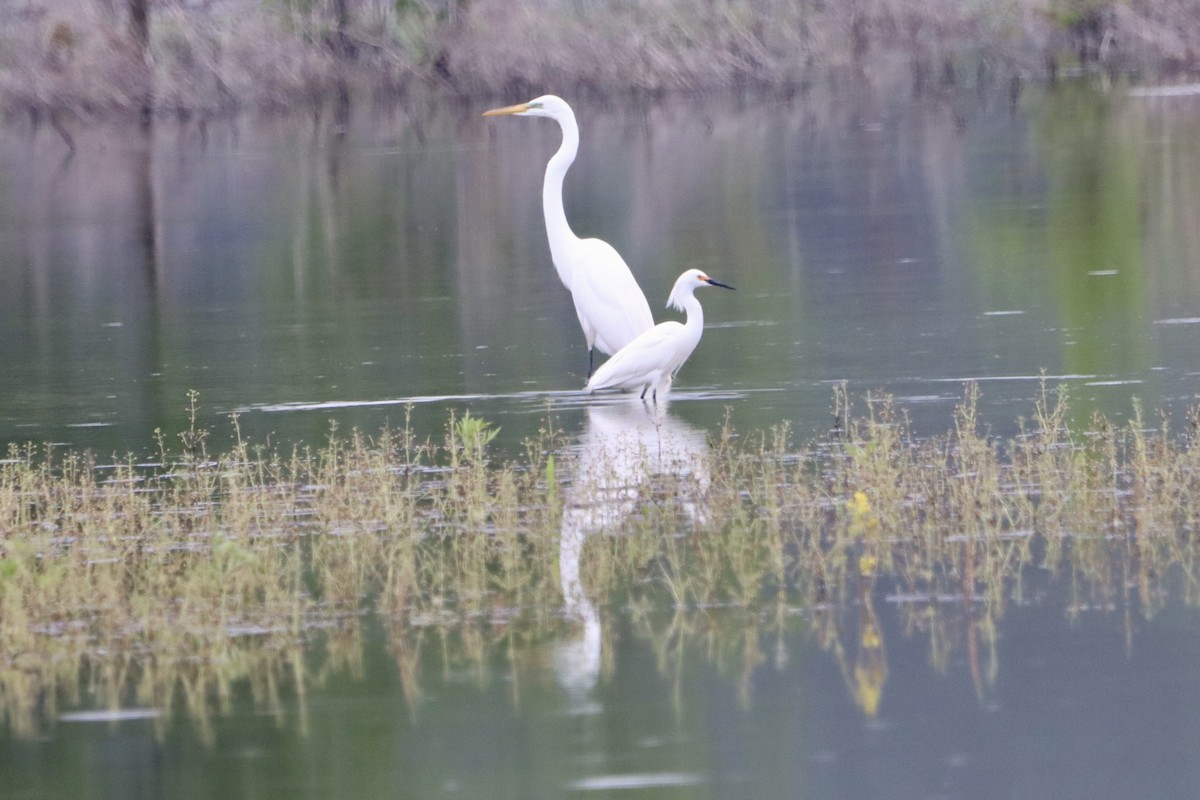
3 82 1200 799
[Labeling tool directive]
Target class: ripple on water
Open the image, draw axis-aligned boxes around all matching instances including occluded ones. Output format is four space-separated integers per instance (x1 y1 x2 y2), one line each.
243 386 756 415
568 773 703 791
59 709 163 723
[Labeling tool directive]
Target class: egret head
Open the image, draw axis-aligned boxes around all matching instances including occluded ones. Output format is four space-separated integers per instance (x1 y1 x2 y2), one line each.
482 95 572 122
667 269 736 312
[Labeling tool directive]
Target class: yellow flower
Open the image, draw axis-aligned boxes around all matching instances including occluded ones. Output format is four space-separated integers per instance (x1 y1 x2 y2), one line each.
850 491 871 518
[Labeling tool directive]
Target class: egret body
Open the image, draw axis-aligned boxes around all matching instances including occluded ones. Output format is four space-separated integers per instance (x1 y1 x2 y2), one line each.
586 269 735 402
483 95 654 377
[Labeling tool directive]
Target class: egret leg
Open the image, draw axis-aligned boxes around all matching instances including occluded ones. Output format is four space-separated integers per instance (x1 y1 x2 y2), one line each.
639 385 648 400
586 348 595 380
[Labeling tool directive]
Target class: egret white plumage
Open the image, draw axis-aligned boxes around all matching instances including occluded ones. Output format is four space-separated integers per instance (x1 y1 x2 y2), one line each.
586 269 735 402
483 95 654 378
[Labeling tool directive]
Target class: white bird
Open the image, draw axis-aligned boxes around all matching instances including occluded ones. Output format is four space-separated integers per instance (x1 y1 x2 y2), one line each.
586 269 735 402
483 95 654 378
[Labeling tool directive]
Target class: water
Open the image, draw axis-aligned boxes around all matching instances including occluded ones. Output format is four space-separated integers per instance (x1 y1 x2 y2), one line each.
3 82 1200 798
7 572 1200 799
3 84 1199 456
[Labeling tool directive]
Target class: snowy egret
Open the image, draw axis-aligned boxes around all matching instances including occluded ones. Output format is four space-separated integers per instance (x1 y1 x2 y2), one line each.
483 95 654 378
586 269 735 402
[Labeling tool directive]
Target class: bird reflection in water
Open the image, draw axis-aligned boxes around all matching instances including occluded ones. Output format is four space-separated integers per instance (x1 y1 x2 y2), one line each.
554 399 710 706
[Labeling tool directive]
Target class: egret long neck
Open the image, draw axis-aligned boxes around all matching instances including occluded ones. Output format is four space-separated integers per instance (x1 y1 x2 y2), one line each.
543 111 581 287
667 291 706 374
682 294 705 332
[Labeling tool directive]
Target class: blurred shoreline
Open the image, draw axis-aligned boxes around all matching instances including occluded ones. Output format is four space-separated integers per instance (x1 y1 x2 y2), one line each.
1 0 1197 119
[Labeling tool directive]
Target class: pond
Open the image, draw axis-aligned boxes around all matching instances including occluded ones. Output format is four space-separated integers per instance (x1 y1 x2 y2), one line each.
2 81 1200 799
3 82 1199 455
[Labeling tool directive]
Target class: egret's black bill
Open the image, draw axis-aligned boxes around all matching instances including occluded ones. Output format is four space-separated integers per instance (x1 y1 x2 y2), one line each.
704 278 736 290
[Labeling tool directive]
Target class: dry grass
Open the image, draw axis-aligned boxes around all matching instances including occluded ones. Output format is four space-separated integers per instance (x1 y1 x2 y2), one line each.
447 0 1200 95
0 0 422 115
2 385 1200 735
0 0 1196 116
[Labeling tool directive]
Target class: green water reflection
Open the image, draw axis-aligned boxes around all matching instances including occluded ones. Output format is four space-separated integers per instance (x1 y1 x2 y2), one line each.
5 385 1200 798
3 82 1200 798
1 84 1199 456
5 501 1200 799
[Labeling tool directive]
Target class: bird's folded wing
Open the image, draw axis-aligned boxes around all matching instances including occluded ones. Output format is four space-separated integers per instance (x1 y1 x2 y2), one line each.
572 238 655 353
588 322 683 390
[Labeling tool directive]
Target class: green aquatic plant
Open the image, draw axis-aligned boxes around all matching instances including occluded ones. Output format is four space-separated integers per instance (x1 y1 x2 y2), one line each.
2 385 1200 738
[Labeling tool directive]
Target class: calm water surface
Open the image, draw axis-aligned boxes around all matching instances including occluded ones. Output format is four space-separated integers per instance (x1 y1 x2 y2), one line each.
3 82 1200 798
2 83 1199 452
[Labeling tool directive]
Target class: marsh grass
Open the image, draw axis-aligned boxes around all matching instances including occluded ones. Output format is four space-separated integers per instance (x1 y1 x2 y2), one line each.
3 1 1197 117
3 384 1200 737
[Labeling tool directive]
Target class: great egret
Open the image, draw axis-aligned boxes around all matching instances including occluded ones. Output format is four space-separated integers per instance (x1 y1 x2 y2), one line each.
586 269 735 402
483 95 654 378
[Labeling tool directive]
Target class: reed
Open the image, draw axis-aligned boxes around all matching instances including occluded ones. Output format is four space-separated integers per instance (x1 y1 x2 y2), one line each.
2 0 1196 116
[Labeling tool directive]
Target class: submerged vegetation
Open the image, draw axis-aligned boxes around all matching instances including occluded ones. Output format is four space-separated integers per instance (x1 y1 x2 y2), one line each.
1 0 1198 117
3 385 1200 738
